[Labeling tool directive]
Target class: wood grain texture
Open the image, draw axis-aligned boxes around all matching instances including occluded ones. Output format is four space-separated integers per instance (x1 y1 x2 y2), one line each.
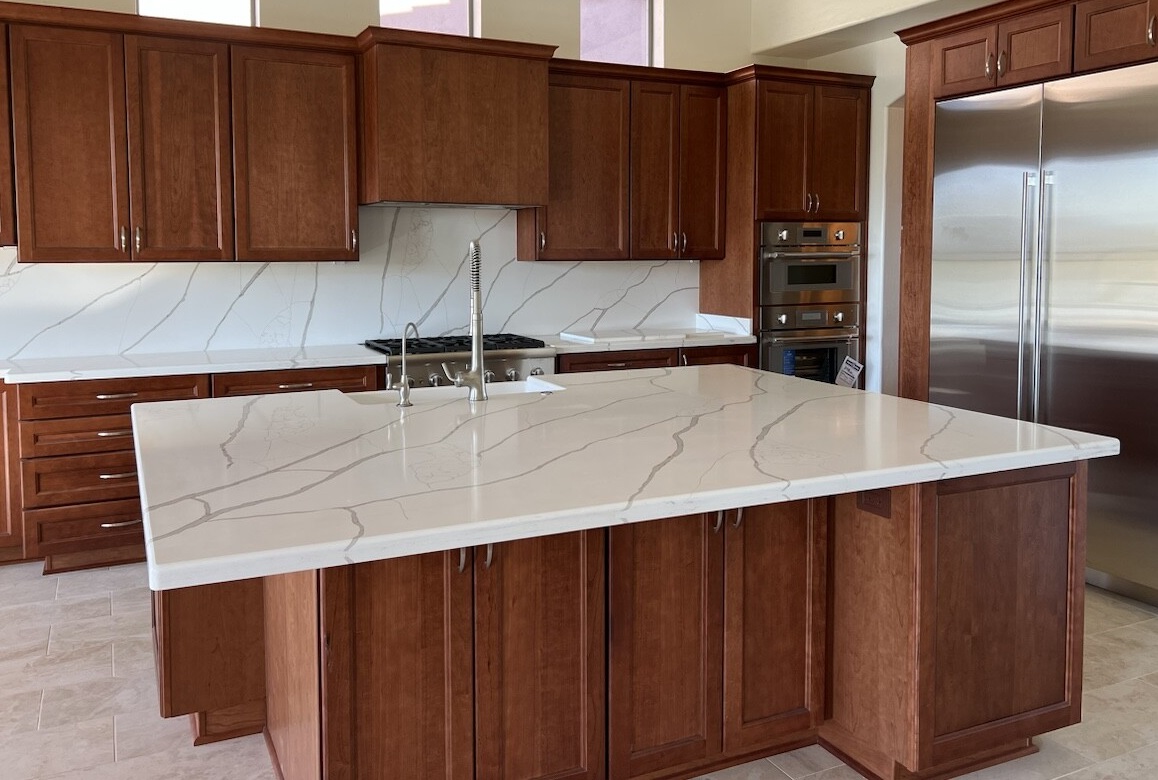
42 540 143 573
18 414 134 459
608 514 724 779
125 35 233 261
264 570 322 780
210 366 379 397
1074 0 1158 71
25 497 143 556
931 25 997 98
153 579 266 719
15 375 210 420
232 46 357 262
723 502 826 753
475 531 606 780
20 451 139 509
10 24 130 262
556 349 680 373
630 81 680 260
679 84 727 260
679 344 757 368
190 699 266 745
754 80 813 220
0 382 18 555
547 57 728 87
698 80 757 319
997 5 1075 86
0 27 15 248
360 40 549 206
811 86 870 221
898 0 1073 44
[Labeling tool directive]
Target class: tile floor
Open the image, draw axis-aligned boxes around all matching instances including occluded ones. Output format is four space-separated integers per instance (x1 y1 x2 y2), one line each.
1 562 1157 779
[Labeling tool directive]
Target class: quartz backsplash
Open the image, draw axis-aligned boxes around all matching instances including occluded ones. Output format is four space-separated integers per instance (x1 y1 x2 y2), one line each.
0 207 702 361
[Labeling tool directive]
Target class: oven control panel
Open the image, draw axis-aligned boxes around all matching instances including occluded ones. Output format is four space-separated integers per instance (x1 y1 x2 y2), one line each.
762 303 860 332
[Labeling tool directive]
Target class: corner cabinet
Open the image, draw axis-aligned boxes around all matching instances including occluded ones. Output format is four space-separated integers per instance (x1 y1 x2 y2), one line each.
1074 0 1158 71
232 46 358 262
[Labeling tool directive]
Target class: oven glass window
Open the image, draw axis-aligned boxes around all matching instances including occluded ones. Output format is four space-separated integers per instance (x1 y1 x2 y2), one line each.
783 347 837 383
786 264 838 286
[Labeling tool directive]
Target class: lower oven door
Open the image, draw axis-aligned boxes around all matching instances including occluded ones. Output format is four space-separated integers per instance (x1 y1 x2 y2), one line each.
760 329 860 385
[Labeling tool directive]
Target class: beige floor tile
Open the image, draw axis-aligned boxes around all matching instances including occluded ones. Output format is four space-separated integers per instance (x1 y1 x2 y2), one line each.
54 564 148 599
767 744 844 779
0 592 110 630
0 716 114 779
803 766 864 780
0 574 62 608
112 636 155 678
952 736 1092 779
111 586 152 616
39 672 158 730
1143 672 1158 688
1050 678 1158 762
0 641 113 695
114 709 193 762
695 758 792 779
45 732 276 779
0 689 45 739
48 611 152 655
1061 741 1158 780
1085 587 1158 635
1083 623 1158 691
0 622 51 664
0 561 47 586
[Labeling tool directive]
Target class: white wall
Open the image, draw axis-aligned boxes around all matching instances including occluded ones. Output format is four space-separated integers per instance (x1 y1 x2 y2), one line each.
662 0 753 72
752 0 941 52
477 0 580 57
258 0 378 35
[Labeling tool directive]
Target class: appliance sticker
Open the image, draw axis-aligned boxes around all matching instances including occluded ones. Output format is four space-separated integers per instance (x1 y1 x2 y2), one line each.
835 356 864 388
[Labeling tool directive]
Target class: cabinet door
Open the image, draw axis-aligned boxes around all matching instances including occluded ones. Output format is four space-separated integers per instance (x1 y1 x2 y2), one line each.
755 81 812 220
723 502 825 752
996 6 1075 88
680 344 756 368
475 532 605 780
1074 0 1158 72
931 25 998 98
679 85 726 260
609 514 724 779
10 25 130 262
631 81 680 259
125 36 233 261
811 86 869 222
0 26 16 248
539 74 630 260
232 46 358 262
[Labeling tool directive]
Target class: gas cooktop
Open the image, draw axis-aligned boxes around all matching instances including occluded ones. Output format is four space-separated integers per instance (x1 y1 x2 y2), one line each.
364 333 548 357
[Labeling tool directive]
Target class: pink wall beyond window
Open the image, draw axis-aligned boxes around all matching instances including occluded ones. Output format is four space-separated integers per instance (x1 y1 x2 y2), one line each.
380 0 471 36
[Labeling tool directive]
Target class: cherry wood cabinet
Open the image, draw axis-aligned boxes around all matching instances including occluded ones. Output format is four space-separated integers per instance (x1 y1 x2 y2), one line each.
755 80 869 222
232 46 358 262
0 382 18 561
630 82 726 260
358 29 553 207
0 27 15 248
680 344 757 368
557 348 680 374
1074 0 1158 71
518 73 631 261
210 366 379 397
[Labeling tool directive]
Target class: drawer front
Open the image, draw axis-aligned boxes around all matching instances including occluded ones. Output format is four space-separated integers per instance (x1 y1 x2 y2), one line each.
16 375 210 420
26 498 145 556
19 414 135 458
211 365 380 397
21 452 140 509
557 348 680 373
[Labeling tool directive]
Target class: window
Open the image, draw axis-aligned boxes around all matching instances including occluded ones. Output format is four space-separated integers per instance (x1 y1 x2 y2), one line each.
138 0 253 26
580 0 652 66
380 0 473 37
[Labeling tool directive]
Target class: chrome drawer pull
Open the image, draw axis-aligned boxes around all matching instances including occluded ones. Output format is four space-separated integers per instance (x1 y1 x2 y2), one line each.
1150 16 1156 46
100 518 142 529
733 507 744 529
457 547 468 573
483 543 494 569
606 362 627 368
276 383 315 390
98 472 137 480
94 392 138 401
95 430 133 438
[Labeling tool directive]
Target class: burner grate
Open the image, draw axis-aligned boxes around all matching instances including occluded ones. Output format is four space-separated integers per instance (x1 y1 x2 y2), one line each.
364 333 547 357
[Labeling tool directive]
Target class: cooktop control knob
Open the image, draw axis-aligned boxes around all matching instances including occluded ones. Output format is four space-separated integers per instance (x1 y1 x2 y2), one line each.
484 370 496 383
428 373 445 387
506 368 520 381
530 367 545 376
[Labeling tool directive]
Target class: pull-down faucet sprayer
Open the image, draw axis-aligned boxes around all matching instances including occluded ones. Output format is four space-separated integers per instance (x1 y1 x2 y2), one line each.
441 240 488 402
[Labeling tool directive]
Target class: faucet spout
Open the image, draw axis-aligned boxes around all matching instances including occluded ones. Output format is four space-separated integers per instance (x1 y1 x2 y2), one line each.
395 321 420 407
444 240 488 402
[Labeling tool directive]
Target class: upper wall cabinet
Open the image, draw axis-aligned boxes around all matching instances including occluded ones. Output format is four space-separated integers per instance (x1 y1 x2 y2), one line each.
1074 0 1158 71
755 79 870 222
10 26 233 262
0 27 15 248
232 46 358 262
358 28 554 207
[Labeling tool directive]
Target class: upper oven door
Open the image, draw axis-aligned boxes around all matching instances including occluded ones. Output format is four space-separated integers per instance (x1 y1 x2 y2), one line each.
760 249 861 305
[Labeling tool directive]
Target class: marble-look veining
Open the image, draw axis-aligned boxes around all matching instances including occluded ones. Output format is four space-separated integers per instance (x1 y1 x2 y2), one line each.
0 207 710 365
131 364 1118 590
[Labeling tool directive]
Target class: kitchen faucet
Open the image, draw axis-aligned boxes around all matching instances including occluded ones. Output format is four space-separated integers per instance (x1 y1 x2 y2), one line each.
441 240 488 402
391 321 420 407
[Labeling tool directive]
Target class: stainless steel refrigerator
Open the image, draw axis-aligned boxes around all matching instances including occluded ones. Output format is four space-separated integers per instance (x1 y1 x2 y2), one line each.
930 62 1158 605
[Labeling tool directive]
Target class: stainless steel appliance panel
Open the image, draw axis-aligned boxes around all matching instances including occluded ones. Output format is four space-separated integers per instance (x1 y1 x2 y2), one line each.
759 251 861 305
929 85 1044 420
1038 63 1158 598
761 303 860 332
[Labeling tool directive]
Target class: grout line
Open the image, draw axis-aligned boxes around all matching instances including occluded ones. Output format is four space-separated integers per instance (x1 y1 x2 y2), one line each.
35 688 45 731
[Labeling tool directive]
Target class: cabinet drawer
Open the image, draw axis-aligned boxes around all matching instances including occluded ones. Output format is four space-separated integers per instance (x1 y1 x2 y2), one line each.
16 375 209 420
557 348 679 373
21 451 139 509
26 498 144 556
19 414 135 459
211 366 379 397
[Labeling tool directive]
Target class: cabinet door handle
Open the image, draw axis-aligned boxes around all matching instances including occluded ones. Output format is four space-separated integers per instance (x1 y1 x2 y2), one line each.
713 510 724 533
996 50 1006 78
95 430 133 438
276 382 315 391
1149 16 1156 46
98 472 137 480
681 354 689 366
732 507 744 529
672 232 678 251
539 231 546 251
483 543 494 569
985 52 994 80
681 232 688 253
100 518 142 529
457 547 467 573
351 229 358 251
805 193 814 212
134 226 142 253
120 226 128 252
814 193 821 213
95 392 139 401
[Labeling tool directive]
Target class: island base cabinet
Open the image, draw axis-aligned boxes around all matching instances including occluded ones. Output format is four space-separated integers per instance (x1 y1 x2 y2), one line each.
821 463 1086 780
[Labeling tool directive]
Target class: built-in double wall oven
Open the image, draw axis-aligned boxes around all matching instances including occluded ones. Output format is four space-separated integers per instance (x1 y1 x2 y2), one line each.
759 222 862 384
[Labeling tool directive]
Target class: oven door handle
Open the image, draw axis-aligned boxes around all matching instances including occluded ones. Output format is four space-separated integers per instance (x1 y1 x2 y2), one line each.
763 250 860 261
769 332 858 345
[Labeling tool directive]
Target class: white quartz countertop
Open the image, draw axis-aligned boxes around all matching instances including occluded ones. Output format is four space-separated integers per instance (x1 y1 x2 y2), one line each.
132 365 1119 590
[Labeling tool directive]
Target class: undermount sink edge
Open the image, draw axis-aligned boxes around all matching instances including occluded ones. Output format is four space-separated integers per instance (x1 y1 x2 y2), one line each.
347 376 565 405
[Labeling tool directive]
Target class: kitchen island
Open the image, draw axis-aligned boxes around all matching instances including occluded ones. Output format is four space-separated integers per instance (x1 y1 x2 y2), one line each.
132 365 1117 780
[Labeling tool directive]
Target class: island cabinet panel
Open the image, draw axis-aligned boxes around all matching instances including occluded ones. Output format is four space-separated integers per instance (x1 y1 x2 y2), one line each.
609 513 724 779
1074 0 1158 72
232 46 358 262
518 74 631 261
266 570 324 780
475 531 606 780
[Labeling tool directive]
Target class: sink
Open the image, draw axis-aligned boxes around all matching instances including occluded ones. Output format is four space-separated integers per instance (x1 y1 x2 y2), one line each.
347 376 564 405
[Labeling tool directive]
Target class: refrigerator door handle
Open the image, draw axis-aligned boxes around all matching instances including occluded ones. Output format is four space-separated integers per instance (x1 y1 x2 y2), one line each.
1017 171 1038 421
1031 170 1056 424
